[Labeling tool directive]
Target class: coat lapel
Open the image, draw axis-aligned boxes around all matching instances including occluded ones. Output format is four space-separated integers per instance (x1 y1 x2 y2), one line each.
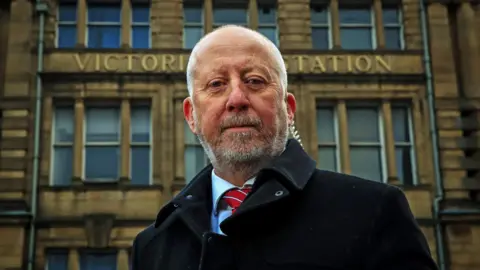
154 165 214 241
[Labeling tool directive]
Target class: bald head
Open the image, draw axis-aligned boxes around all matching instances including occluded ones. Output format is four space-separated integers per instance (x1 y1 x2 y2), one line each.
186 25 288 98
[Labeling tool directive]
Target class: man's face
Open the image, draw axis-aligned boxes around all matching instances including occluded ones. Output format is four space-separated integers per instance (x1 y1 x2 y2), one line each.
183 32 296 166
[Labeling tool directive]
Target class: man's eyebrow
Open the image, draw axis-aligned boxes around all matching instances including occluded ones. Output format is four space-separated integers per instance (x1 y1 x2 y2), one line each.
240 65 273 79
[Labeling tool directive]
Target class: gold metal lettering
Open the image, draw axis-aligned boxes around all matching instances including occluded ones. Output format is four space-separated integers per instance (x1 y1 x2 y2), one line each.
296 55 307 72
162 54 176 71
74 54 91 71
179 54 185 71
141 55 158 71
94 54 101 71
355 55 372 72
329 56 341 72
375 56 391 72
126 55 135 71
310 56 326 73
104 55 119 71
346 56 353 72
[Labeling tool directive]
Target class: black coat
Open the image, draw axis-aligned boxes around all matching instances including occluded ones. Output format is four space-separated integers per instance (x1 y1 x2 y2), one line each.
131 139 438 270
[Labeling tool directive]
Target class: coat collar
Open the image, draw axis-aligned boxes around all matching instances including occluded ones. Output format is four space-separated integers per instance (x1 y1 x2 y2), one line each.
154 139 317 237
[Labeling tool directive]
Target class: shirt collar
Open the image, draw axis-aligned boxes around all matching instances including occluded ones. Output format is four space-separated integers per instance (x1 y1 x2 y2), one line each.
211 170 255 215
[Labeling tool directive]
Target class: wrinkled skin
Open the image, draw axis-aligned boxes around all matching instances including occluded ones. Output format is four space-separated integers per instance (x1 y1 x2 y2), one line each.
183 27 297 186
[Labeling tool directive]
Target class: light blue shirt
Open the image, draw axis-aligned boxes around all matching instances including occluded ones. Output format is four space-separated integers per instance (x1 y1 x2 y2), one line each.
210 170 255 235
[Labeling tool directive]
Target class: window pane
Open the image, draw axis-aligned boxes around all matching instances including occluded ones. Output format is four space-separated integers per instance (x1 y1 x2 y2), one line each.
340 28 372 49
259 7 276 24
318 147 337 172
46 250 68 270
383 8 400 24
340 8 371 24
396 146 414 185
59 5 77 21
131 146 150 185
131 107 150 143
54 107 74 143
80 252 117 270
184 26 203 49
52 147 73 186
312 28 329 49
316 108 335 142
385 28 402 49
350 147 383 181
347 107 379 142
132 26 150 48
214 8 247 24
185 146 207 183
85 146 120 179
88 5 121 22
88 26 121 48
86 107 120 142
258 27 277 45
392 106 410 142
132 5 149 23
58 26 77 48
311 8 328 24
184 7 202 23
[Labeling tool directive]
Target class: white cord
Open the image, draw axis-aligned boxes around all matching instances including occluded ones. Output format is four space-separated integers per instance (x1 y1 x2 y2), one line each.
288 121 304 149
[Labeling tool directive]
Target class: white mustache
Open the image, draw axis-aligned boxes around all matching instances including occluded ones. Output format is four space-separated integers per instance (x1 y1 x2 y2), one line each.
219 116 262 131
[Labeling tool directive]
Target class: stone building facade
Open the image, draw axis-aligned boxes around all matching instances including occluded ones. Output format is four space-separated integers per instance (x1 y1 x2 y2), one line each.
0 0 479 269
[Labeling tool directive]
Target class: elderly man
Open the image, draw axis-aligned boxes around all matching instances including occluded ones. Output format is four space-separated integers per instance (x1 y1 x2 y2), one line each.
131 25 438 270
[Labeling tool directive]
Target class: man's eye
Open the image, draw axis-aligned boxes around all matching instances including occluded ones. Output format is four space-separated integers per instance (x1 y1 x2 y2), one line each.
209 80 224 88
246 78 264 85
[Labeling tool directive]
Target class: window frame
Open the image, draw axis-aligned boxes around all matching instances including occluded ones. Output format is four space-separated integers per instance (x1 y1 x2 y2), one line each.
86 2 122 48
382 6 405 50
257 4 279 46
131 3 152 49
316 103 341 172
56 3 77 48
310 5 333 49
50 105 75 186
129 104 153 185
82 104 122 182
338 5 377 50
346 102 387 182
212 2 249 29
183 4 205 49
392 103 418 185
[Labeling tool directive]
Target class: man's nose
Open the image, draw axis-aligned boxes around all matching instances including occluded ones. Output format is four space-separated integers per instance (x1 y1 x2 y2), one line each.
226 82 250 112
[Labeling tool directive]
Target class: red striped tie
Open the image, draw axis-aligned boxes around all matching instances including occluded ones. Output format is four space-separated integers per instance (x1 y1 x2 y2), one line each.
222 186 252 213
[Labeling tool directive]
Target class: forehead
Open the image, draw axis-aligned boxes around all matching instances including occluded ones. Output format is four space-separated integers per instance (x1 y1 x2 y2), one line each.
193 39 275 76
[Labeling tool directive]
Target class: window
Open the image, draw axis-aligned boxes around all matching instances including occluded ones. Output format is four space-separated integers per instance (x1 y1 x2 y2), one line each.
57 3 77 48
316 102 416 185
339 7 374 50
184 122 209 183
51 106 74 186
80 251 117 270
383 7 403 49
87 3 121 48
130 106 152 185
46 249 68 270
316 106 340 171
258 6 278 46
132 4 151 48
392 105 415 185
213 4 248 29
84 106 121 181
347 105 385 181
311 6 331 49
183 6 203 49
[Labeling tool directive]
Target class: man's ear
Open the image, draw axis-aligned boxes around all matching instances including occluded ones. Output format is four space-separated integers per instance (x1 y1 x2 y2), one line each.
286 92 297 125
183 97 197 134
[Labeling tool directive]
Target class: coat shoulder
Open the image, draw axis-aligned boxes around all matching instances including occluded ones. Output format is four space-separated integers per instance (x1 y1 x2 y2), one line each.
307 169 399 200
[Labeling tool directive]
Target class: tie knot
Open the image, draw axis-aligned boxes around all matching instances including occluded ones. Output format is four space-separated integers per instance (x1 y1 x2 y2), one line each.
222 186 252 213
